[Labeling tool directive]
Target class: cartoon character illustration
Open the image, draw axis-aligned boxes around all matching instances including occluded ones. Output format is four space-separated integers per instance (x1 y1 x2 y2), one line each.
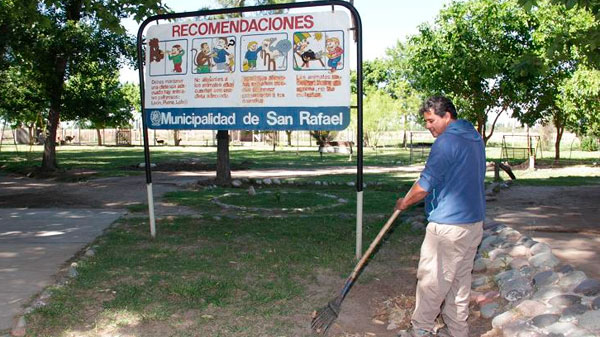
261 37 292 70
293 32 311 69
193 42 212 73
294 34 310 54
168 44 185 73
149 38 164 63
325 37 343 72
301 49 324 68
243 41 263 71
211 37 233 72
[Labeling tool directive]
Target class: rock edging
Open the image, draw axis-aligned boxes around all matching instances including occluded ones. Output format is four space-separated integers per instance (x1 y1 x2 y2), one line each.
473 222 600 336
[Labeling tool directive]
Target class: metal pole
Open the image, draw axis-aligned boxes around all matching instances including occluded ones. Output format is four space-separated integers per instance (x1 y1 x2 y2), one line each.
137 22 156 238
353 6 364 260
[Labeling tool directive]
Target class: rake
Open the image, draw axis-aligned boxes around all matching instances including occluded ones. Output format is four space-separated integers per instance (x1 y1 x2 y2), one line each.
311 209 402 334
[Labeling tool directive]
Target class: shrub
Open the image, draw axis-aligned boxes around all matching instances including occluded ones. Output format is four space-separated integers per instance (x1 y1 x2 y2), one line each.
581 136 599 151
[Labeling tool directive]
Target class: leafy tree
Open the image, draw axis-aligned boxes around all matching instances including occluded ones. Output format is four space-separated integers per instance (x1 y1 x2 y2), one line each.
363 90 401 148
363 59 390 93
518 0 597 160
3 0 166 172
0 66 47 144
1 1 48 144
0 1 39 71
405 0 534 145
62 66 138 145
361 55 422 148
559 67 600 140
517 0 599 66
121 82 141 113
385 43 422 146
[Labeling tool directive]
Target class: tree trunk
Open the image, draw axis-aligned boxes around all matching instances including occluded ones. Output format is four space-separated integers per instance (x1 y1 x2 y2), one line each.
554 116 564 163
402 115 407 148
96 129 102 146
481 122 488 146
173 130 181 146
216 130 231 185
27 124 34 146
476 117 485 144
483 110 505 147
41 103 61 171
41 0 83 172
285 130 292 146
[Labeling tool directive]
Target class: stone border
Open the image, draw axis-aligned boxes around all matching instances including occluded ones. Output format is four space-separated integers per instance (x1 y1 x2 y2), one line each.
211 190 348 213
228 177 384 189
472 225 600 336
469 180 600 336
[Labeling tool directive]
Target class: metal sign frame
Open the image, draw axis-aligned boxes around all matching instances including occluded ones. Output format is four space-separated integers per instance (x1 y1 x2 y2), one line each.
137 0 364 258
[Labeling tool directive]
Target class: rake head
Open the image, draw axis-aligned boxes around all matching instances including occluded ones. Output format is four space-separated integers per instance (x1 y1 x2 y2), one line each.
311 296 342 335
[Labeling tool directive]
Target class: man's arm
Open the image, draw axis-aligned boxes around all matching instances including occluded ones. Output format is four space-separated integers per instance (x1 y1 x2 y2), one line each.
395 181 428 211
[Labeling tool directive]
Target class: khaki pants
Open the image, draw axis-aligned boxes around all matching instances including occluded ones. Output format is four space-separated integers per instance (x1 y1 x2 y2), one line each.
411 221 483 337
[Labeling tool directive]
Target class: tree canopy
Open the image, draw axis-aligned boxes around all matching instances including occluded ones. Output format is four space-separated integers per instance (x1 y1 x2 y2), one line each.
514 0 598 159
393 0 598 159
403 0 535 145
1 0 167 171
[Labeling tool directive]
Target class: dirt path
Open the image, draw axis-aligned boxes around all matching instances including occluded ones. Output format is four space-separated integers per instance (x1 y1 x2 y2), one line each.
487 184 600 280
0 165 423 211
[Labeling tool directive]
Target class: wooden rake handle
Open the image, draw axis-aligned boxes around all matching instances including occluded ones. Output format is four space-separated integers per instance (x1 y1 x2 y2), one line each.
349 209 401 282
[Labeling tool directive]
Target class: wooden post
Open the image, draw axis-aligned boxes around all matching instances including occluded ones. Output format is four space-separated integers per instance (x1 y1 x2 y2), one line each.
494 162 500 181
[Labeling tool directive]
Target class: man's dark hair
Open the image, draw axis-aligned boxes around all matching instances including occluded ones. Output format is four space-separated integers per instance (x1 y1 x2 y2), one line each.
419 96 457 119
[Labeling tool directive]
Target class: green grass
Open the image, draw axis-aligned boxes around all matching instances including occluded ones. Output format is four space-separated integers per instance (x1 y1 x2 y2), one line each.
0 145 415 179
126 203 147 213
164 185 407 216
25 184 421 336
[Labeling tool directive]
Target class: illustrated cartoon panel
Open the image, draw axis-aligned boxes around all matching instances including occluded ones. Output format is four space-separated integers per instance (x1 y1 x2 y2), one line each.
240 33 291 72
148 38 188 76
191 36 236 74
293 30 344 72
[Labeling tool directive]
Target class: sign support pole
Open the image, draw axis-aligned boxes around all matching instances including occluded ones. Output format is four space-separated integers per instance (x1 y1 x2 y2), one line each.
353 19 364 260
137 29 156 238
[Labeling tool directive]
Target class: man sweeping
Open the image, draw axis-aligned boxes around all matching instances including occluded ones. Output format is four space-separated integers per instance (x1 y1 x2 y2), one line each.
396 96 486 337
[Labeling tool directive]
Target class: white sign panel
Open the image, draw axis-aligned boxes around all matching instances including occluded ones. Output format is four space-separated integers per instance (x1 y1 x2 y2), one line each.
144 11 351 130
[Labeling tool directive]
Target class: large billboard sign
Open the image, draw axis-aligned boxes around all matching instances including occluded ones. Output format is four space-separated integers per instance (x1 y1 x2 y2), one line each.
144 11 351 130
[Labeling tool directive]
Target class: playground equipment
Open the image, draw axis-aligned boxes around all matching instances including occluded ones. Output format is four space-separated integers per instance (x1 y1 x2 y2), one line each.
501 135 542 164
